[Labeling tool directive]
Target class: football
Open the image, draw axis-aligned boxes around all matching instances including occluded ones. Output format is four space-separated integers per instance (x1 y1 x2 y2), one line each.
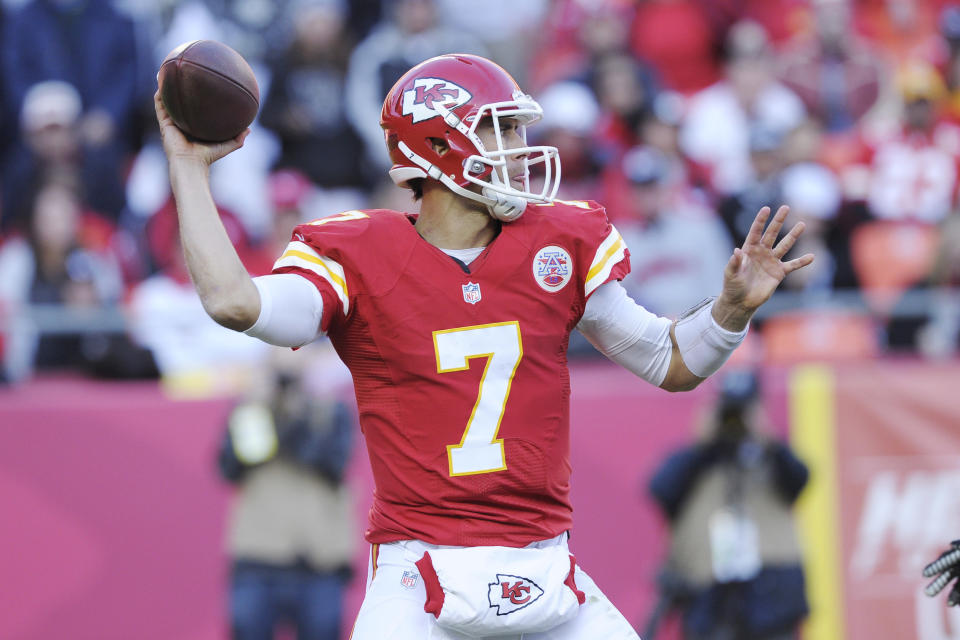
158 40 259 143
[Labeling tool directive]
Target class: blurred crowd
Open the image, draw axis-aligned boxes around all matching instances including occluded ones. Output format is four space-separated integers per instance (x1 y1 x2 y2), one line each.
3 0 960 385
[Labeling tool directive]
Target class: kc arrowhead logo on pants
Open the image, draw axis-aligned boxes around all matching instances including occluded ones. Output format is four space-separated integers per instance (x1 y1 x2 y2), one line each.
487 574 545 615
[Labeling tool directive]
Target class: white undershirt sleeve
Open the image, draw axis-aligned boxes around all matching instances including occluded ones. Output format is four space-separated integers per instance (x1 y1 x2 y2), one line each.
576 281 674 386
243 273 325 347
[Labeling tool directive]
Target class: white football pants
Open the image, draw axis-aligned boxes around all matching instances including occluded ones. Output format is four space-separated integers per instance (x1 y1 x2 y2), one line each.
349 536 641 640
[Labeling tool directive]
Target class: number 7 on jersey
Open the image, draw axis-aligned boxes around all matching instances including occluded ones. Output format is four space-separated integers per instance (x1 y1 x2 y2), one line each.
433 322 523 476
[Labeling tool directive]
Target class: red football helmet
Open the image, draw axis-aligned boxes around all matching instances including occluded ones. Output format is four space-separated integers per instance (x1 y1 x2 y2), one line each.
380 54 561 222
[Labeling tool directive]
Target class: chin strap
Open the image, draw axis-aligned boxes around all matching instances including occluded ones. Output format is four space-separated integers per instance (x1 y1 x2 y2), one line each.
482 186 527 222
395 140 530 223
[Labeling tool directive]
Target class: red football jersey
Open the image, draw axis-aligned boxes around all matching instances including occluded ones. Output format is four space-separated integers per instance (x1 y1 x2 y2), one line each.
272 200 630 547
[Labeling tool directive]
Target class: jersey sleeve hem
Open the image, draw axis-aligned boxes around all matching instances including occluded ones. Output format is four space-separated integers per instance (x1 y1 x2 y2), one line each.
584 224 629 298
273 240 350 315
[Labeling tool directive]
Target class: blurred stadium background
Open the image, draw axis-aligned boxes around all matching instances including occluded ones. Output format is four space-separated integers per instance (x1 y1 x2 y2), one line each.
2 0 960 638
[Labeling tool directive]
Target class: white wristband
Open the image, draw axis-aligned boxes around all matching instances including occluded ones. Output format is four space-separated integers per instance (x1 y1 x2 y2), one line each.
674 297 748 378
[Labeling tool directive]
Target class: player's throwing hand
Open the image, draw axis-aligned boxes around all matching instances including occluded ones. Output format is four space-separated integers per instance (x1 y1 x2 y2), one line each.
924 541 960 606
153 90 248 168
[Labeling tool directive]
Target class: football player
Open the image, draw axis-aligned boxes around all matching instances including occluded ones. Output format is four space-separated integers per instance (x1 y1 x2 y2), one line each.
155 54 813 639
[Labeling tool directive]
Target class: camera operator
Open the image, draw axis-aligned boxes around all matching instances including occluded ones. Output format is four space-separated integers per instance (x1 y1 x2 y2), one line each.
217 343 357 640
647 369 810 640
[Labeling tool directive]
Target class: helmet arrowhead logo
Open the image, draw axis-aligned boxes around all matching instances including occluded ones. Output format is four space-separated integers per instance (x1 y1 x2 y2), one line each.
402 78 472 123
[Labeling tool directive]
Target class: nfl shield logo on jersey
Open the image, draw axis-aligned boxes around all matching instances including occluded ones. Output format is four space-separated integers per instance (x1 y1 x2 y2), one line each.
533 246 573 292
462 282 482 304
401 570 419 589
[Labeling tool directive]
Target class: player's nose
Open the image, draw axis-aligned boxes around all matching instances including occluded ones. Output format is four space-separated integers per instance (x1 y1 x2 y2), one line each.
503 128 526 153
505 132 530 160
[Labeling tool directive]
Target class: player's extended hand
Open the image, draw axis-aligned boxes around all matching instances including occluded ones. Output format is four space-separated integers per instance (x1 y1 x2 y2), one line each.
154 90 248 167
924 540 960 606
719 206 814 314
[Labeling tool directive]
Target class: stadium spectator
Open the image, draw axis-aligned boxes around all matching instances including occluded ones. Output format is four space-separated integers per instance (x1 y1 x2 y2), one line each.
590 52 661 155
532 81 603 201
856 0 946 67
633 91 713 204
530 0 638 91
779 0 883 133
127 201 267 393
887 209 960 356
617 146 734 318
866 61 960 224
680 20 806 197
218 341 356 640
435 0 547 87
241 168 323 278
205 0 296 66
778 161 843 292
717 125 788 248
0 179 128 379
1 81 85 232
630 0 720 94
0 0 147 219
648 369 809 640
940 3 960 120
344 0 485 169
260 0 371 211
345 0 383 41
0 2 10 169
696 0 809 47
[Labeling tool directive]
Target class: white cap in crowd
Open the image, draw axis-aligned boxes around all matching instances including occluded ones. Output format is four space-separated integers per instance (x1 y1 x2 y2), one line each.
781 162 842 220
537 81 600 135
20 81 82 132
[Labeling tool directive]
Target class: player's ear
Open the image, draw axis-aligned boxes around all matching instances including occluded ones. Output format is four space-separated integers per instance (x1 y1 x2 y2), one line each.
429 137 449 156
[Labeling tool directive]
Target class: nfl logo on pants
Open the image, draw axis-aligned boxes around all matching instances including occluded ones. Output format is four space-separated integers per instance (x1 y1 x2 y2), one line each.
401 570 419 589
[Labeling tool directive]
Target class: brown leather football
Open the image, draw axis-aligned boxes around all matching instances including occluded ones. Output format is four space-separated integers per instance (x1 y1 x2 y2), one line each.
158 40 259 143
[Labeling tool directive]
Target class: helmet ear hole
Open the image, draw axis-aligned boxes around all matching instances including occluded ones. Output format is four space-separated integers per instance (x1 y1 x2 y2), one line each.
428 137 449 156
467 159 486 175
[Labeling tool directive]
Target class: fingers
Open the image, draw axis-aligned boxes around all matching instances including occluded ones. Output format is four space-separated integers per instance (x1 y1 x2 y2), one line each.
724 247 743 279
949 579 960 606
783 253 815 274
744 206 770 247
761 205 790 248
773 221 806 259
154 90 168 124
219 128 250 155
925 547 960 577
926 572 953 597
196 128 250 164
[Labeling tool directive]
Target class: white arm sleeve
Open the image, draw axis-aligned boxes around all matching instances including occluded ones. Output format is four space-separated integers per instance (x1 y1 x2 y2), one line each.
576 281 673 386
243 274 325 347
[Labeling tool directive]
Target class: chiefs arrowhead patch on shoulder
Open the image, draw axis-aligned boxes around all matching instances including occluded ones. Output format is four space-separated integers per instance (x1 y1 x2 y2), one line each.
402 78 472 123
